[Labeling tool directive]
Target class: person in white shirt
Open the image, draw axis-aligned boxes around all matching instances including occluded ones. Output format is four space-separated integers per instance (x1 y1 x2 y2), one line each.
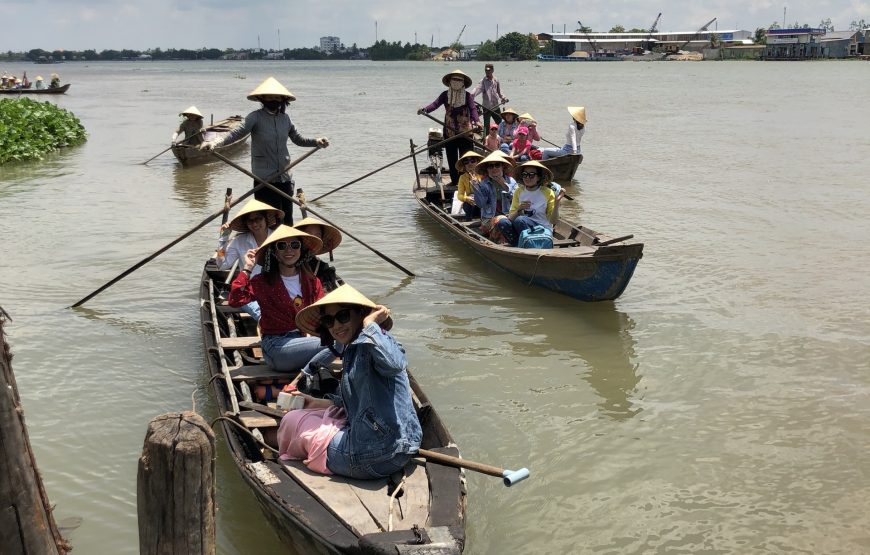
542 106 586 162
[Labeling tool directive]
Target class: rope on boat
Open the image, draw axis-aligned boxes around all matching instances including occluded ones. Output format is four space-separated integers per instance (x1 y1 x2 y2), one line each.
211 416 281 456
528 253 546 285
387 474 408 532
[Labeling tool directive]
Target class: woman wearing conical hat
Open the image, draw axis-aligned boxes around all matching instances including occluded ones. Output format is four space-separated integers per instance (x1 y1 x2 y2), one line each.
495 160 557 246
417 69 480 188
172 105 205 146
541 106 586 163
277 284 422 479
200 76 330 226
227 225 329 373
472 151 517 244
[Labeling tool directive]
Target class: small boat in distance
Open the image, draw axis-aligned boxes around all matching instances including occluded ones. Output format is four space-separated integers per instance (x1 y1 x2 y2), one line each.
0 83 70 95
171 116 249 167
413 165 643 301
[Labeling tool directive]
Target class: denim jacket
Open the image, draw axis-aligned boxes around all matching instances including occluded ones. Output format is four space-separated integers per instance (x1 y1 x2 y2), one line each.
474 176 517 220
328 323 422 466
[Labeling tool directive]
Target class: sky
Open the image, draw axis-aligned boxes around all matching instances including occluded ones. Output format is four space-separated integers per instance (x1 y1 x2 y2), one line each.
1 0 868 52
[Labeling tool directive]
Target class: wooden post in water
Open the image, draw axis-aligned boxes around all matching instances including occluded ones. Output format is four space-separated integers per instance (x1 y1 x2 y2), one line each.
137 412 216 555
0 311 69 554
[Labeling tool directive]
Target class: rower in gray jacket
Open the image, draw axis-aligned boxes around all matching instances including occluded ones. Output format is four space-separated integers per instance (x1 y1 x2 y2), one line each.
201 76 329 225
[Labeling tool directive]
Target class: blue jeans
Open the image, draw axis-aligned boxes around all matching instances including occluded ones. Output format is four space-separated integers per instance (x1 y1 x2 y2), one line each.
542 144 573 160
496 215 538 246
261 331 325 372
241 300 261 321
326 429 413 479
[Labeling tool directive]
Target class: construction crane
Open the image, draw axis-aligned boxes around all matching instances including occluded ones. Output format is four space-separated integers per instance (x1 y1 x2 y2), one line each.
576 20 600 58
665 17 716 56
643 13 662 52
453 25 466 47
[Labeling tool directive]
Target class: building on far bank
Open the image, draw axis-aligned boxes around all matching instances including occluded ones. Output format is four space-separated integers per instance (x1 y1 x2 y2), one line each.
819 31 863 58
539 29 753 57
320 36 341 53
762 28 864 59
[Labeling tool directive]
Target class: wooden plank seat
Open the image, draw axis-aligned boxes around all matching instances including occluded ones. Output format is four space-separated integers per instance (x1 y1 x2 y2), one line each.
220 336 261 350
280 458 430 536
553 238 582 248
237 410 280 429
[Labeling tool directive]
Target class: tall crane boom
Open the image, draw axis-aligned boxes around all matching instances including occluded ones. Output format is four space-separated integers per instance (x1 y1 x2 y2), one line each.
454 24 466 46
576 20 599 57
644 13 662 51
666 17 717 55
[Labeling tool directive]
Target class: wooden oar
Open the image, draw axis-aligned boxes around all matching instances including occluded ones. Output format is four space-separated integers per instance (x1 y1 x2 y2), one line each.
309 129 474 203
140 116 233 165
417 448 529 487
70 151 321 308
209 151 416 278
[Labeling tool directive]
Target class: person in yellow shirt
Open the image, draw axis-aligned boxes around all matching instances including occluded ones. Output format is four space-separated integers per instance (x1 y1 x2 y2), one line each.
455 150 483 221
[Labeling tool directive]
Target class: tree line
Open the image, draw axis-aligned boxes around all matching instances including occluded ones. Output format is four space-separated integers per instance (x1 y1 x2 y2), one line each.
0 32 545 63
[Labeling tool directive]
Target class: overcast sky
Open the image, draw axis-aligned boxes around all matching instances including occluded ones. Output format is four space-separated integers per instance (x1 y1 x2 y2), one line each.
2 0 868 52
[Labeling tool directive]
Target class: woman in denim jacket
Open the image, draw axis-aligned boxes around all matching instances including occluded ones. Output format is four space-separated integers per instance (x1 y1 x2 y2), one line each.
291 284 422 479
472 151 517 244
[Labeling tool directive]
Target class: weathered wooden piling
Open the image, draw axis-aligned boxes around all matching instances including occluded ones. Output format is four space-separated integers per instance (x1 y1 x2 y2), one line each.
137 411 216 555
0 311 70 554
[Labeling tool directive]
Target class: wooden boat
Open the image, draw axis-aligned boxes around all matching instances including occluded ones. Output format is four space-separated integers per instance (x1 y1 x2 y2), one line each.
199 261 467 554
413 170 643 301
0 83 70 95
171 116 249 167
540 153 583 182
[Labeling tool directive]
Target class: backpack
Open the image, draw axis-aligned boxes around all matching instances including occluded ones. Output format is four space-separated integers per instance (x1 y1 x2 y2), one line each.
518 225 553 249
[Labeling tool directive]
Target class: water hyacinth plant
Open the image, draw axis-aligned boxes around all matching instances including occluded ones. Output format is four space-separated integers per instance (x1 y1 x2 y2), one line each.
0 97 87 165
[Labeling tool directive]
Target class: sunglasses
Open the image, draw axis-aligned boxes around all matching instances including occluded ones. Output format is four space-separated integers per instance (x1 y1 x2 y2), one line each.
520 171 539 179
275 240 302 251
321 308 354 328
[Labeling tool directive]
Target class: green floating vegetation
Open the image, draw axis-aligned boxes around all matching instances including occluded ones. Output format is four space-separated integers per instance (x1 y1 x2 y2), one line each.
0 97 87 165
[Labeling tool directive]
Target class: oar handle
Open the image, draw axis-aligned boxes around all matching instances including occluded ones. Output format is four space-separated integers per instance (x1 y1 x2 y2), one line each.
417 448 530 487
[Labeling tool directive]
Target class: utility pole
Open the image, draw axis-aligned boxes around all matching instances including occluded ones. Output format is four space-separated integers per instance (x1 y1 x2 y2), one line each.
783 6 787 28
278 28 281 51
375 20 378 43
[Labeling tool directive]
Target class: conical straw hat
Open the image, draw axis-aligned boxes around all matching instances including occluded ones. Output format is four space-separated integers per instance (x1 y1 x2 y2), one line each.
180 105 203 118
294 217 342 254
455 150 483 172
255 225 321 266
296 283 393 336
475 150 515 175
567 106 587 124
500 107 519 118
246 76 296 101
226 199 285 233
441 69 472 88
516 160 553 187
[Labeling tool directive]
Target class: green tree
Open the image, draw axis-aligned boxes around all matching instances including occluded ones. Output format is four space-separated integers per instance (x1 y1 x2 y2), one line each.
609 25 625 33
753 27 767 45
819 18 834 31
494 32 538 60
849 19 868 31
476 40 498 60
575 25 592 33
628 28 647 33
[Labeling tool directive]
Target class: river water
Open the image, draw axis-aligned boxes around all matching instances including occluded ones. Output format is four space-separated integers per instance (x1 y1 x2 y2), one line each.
1 60 869 554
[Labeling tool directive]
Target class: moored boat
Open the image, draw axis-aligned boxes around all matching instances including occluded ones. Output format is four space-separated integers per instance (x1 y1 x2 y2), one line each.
0 83 70 95
413 169 643 301
172 116 249 167
199 260 467 554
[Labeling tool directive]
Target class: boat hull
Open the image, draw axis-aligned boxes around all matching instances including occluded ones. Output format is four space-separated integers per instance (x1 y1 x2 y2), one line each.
0 83 70 95
540 153 582 182
413 174 642 301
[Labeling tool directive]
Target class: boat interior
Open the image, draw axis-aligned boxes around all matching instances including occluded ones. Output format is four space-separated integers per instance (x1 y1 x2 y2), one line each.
201 265 465 546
